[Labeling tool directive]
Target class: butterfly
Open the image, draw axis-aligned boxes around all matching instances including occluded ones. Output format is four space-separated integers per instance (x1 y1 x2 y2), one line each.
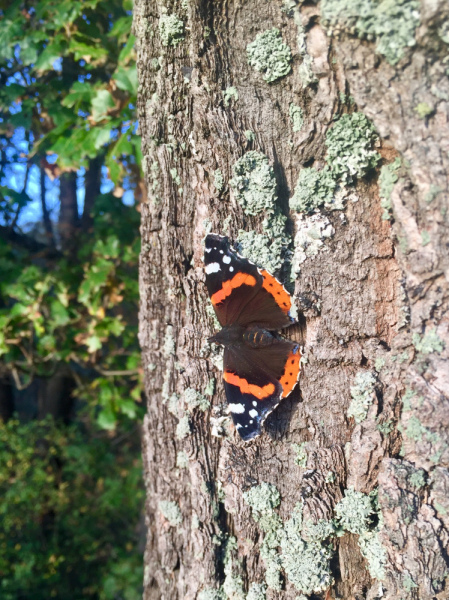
204 233 301 441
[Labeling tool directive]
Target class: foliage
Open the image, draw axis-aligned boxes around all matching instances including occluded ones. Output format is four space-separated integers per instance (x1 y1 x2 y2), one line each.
0 0 143 429
0 416 144 600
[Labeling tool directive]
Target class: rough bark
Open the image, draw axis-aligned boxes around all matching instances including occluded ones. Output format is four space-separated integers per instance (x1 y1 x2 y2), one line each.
136 1 449 599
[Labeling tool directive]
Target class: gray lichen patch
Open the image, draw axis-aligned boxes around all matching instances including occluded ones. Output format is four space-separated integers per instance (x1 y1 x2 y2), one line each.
223 87 239 107
184 387 210 412
243 482 281 513
223 562 245 600
325 112 380 184
230 151 291 275
415 102 434 119
159 500 182 526
206 301 221 331
280 503 334 594
243 485 334 595
246 28 292 83
236 225 287 275
409 469 426 489
246 582 267 600
379 157 401 220
230 151 277 216
292 442 308 467
176 414 191 439
204 377 215 396
358 529 386 580
291 213 335 278
213 169 224 192
168 392 181 416
334 487 373 535
163 324 176 357
321 0 420 65
176 450 189 469
159 14 185 47
412 328 445 355
198 589 225 600
290 167 336 213
347 370 377 424
289 103 304 132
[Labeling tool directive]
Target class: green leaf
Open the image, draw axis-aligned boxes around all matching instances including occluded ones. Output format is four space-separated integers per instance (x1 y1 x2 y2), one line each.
109 16 133 39
61 81 96 108
106 154 121 184
119 399 137 418
97 406 117 430
0 83 25 105
108 318 125 337
113 65 138 95
20 38 39 66
113 133 133 157
95 235 120 258
91 89 115 122
118 35 136 65
68 39 108 62
34 39 65 72
93 125 112 149
86 335 102 353
50 300 70 327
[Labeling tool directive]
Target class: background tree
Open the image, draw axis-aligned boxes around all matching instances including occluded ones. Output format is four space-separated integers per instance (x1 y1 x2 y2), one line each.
0 1 145 597
136 1 448 599
0 0 142 428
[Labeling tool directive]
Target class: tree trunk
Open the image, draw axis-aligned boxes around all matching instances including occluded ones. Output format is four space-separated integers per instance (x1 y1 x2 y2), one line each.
135 1 449 599
59 171 79 250
82 155 103 232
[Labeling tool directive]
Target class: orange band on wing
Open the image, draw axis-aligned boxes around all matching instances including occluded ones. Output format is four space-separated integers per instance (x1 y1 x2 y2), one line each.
211 273 257 306
260 270 291 314
279 349 301 398
224 371 275 399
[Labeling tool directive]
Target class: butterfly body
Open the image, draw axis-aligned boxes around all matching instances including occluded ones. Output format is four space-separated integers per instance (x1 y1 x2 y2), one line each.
209 326 276 349
204 233 301 441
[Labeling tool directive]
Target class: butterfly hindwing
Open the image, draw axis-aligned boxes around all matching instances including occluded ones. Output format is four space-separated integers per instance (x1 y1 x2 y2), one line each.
223 342 301 440
223 347 283 441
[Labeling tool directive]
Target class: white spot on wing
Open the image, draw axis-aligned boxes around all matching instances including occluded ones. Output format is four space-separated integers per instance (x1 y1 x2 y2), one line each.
219 250 224 254
229 266 234 272
228 403 245 414
205 262 221 274
249 409 258 418
252 401 257 407
205 247 212 253
236 423 242 429
222 255 231 264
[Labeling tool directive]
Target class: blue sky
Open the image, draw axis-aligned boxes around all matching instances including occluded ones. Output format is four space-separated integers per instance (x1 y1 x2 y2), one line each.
1 126 135 230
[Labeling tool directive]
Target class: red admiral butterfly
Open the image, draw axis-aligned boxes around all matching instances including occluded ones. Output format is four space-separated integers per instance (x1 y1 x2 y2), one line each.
204 233 301 441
